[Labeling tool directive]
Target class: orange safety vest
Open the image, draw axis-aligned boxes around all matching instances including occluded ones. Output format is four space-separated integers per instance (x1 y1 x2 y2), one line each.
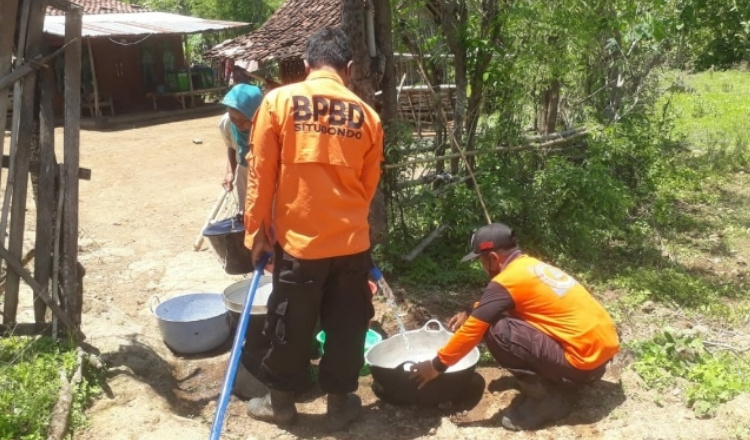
495 255 619 370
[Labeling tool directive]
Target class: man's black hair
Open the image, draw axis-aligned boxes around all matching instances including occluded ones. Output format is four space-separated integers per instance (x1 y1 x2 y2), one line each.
304 27 352 71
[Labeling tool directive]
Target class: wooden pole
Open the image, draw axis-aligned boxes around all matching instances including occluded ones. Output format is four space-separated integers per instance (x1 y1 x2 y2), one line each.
0 0 19 186
61 6 83 327
0 249 34 289
402 224 449 262
52 166 64 337
0 244 84 340
0 41 79 91
0 0 31 248
0 0 18 302
47 348 84 440
2 0 47 327
183 34 195 107
34 66 57 324
86 38 100 117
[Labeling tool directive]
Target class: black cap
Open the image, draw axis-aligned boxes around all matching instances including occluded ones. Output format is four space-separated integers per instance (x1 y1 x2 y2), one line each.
461 223 517 262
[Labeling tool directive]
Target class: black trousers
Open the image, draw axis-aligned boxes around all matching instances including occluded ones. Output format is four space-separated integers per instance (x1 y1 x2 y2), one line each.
483 316 608 385
258 244 374 394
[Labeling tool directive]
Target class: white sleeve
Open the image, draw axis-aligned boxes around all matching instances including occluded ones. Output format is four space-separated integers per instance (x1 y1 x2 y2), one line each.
218 113 237 150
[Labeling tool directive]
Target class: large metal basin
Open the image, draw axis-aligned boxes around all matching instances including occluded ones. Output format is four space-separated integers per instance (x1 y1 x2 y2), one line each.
365 319 480 406
150 293 229 355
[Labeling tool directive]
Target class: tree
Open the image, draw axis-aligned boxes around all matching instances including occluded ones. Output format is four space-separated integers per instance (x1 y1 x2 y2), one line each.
674 0 750 69
131 0 281 26
340 0 394 245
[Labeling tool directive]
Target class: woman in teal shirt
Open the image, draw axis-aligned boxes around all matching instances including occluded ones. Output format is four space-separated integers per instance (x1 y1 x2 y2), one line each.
219 83 263 211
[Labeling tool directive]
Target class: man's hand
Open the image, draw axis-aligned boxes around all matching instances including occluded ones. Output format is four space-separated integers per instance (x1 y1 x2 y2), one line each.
222 171 235 191
409 360 440 389
251 229 274 267
447 311 469 332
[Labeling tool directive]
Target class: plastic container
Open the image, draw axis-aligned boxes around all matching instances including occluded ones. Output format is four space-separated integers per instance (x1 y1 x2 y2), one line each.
316 329 383 376
165 69 190 92
191 66 214 89
177 70 190 91
164 70 178 92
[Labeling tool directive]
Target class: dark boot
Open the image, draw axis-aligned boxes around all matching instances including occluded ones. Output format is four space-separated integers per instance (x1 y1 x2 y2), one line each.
501 376 571 431
326 393 361 431
246 389 298 425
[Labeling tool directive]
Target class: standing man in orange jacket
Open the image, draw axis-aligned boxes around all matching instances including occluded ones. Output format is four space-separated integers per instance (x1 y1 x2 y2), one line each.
243 27 384 431
410 223 620 431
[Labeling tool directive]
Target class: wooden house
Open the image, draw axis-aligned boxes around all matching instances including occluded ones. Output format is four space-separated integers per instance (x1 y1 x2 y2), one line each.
42 0 249 122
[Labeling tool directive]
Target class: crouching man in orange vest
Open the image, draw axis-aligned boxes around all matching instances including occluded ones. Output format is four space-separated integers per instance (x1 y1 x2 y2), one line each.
409 223 620 431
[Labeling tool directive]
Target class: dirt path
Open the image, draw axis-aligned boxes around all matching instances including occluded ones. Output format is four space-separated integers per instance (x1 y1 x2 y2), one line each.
33 116 747 439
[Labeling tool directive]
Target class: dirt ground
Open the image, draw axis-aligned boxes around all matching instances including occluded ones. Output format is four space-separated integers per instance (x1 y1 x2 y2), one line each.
12 115 748 439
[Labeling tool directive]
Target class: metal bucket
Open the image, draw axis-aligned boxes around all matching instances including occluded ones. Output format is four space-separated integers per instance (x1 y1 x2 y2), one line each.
222 275 273 376
222 276 273 350
222 276 274 316
203 215 253 275
365 319 480 405
150 293 230 355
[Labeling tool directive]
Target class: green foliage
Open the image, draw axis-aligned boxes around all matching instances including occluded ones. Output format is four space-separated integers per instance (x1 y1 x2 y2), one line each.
131 0 281 24
382 116 677 287
610 265 738 307
672 0 750 69
0 337 103 439
663 70 750 172
631 329 750 417
190 0 280 27
382 98 687 288
128 0 282 64
385 0 750 325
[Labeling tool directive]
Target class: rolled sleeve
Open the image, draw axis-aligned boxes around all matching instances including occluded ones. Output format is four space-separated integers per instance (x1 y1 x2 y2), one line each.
436 316 490 368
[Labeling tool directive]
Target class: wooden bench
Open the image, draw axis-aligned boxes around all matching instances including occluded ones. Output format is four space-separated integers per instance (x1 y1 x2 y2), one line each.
146 86 228 110
81 91 115 117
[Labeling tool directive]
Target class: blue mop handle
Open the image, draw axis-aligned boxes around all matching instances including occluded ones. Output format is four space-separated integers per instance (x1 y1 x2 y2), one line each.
209 253 271 440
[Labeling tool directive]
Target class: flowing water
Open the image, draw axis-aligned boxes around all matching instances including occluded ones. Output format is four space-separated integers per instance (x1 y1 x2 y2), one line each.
374 276 411 350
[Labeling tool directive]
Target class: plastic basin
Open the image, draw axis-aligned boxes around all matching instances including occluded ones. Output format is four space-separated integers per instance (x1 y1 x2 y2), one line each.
316 329 383 376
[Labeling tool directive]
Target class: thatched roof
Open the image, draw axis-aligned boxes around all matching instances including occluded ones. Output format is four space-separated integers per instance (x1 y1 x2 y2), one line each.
204 0 340 63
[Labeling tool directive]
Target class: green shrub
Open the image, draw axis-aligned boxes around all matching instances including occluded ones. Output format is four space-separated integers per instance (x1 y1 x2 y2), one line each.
631 329 750 417
381 107 683 283
0 337 102 439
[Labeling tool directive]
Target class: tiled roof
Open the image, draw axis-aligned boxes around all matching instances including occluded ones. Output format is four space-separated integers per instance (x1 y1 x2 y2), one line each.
204 0 340 63
47 0 150 16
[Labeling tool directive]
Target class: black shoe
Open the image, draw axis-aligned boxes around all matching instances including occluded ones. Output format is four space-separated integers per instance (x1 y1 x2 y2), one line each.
326 393 361 431
246 390 298 425
501 377 570 431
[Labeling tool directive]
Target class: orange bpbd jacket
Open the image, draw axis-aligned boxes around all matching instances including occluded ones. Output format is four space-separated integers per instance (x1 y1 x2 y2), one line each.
498 256 619 369
244 70 384 259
